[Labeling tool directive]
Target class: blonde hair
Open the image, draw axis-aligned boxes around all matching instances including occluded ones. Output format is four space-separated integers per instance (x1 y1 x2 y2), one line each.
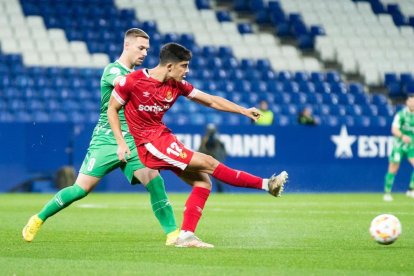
124 28 150 40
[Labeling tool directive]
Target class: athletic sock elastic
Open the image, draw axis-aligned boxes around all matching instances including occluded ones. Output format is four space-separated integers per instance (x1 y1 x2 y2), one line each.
181 186 210 232
212 163 263 190
384 172 396 193
145 175 177 234
37 184 88 221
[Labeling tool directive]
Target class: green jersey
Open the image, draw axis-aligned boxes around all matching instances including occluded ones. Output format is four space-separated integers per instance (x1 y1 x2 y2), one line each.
97 60 133 133
392 107 414 142
80 60 144 181
389 107 414 162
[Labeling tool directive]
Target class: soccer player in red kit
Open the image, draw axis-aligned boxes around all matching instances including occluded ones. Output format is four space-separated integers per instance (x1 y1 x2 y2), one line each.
108 43 288 248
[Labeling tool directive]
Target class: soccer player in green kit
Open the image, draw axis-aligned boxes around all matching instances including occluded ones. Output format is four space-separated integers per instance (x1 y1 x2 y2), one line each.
384 94 414 201
22 28 179 245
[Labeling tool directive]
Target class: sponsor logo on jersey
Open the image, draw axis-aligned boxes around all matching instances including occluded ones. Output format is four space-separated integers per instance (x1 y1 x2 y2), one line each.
331 126 393 158
165 91 173 102
138 103 169 113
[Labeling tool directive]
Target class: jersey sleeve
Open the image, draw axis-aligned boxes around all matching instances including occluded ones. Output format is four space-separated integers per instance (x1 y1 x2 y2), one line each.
392 112 402 128
102 64 123 87
112 76 131 105
178 80 197 98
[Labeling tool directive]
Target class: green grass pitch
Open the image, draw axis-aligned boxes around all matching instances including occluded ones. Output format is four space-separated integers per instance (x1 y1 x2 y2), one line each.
1 193 414 275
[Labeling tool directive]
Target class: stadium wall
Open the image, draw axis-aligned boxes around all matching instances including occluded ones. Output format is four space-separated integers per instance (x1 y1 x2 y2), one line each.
1 122 410 193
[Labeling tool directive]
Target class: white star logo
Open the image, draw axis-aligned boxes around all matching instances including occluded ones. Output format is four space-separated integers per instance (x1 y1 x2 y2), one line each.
331 125 357 158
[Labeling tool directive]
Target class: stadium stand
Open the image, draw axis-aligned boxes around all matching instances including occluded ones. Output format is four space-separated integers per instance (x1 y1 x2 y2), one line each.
0 0 407 126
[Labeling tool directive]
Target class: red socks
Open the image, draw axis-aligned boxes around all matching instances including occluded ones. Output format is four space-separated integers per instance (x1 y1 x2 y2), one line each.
212 163 263 189
181 186 210 232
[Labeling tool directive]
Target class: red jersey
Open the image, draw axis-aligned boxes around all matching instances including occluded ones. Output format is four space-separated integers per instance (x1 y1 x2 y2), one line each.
113 68 197 145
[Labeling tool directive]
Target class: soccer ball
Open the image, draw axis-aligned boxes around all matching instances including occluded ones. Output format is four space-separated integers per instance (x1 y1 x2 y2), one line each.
369 214 402 245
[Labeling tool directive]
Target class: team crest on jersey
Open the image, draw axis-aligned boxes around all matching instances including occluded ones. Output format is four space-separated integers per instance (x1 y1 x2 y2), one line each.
109 67 121 75
119 77 126 86
165 91 173 102
179 151 187 159
143 91 150 97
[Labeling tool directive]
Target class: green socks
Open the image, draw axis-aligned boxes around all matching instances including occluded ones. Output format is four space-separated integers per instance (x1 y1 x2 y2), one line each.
38 184 88 221
410 172 414 190
36 178 176 234
146 175 177 234
384 172 396 193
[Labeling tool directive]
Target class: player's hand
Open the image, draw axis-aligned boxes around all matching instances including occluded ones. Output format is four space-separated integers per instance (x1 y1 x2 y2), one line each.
117 141 131 162
245 107 262 122
402 135 412 144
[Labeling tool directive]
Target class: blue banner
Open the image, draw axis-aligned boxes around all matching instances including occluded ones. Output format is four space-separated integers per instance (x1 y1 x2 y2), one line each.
0 123 410 193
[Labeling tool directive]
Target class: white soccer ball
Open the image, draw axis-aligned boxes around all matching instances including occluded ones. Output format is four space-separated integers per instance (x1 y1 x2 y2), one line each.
369 214 402 245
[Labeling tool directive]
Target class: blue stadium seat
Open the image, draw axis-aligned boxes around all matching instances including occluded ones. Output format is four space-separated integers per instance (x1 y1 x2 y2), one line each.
277 71 291 81
15 111 32 122
306 93 323 104
322 115 338 127
291 92 307 104
33 111 50 122
338 116 355 127
50 111 68 122
0 112 15 122
346 105 362 116
281 104 298 115
370 116 387 127
282 81 299 93
206 113 223 125
267 80 283 93
354 116 371 127
329 105 346 116
274 115 291 126
315 82 331 94
299 82 315 94
274 92 291 104
310 72 324 83
326 71 341 84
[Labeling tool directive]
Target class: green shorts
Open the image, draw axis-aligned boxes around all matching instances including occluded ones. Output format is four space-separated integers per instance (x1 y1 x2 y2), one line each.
79 131 144 184
389 143 414 163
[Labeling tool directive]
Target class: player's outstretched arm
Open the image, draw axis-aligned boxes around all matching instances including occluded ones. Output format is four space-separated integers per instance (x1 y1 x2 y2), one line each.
107 95 131 162
191 89 261 122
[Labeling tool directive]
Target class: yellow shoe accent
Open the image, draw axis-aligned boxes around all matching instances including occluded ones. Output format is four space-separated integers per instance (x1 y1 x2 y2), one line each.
165 229 180 246
22 215 43 242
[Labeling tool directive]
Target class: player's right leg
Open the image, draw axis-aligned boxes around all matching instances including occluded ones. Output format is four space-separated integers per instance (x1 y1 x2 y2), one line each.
131 167 179 245
188 152 288 197
22 173 99 242
406 157 414 198
384 147 402 201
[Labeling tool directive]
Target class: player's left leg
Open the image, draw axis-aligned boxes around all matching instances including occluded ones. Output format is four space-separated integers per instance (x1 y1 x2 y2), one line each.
175 171 213 248
188 152 288 197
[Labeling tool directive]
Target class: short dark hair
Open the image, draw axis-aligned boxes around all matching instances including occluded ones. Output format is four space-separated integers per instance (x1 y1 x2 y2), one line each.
159 43 192 65
124 28 150 40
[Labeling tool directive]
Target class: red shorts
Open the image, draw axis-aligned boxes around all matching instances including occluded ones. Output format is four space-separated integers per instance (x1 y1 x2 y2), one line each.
137 132 194 174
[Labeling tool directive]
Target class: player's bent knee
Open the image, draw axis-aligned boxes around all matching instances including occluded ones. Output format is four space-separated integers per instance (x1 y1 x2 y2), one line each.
76 173 100 192
134 167 159 185
204 155 219 170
